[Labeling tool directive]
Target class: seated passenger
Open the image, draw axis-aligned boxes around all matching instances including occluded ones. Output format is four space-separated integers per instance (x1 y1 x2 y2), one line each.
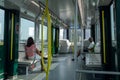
88 37 95 53
77 37 95 60
25 37 44 71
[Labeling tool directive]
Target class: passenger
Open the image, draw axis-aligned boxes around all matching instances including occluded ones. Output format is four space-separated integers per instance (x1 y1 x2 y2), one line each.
88 37 95 53
25 37 44 71
77 37 95 60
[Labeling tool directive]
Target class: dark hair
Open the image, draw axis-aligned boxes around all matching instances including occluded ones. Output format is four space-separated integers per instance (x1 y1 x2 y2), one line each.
26 37 34 47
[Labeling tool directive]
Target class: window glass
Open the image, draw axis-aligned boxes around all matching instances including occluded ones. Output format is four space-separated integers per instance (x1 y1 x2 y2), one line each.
20 18 34 41
110 4 115 41
85 29 91 39
110 3 116 48
39 24 47 41
0 9 5 45
69 28 82 42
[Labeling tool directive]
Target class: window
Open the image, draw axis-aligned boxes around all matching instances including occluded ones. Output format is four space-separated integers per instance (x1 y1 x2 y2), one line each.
0 9 5 45
69 28 82 42
85 29 91 39
20 18 34 41
39 24 48 41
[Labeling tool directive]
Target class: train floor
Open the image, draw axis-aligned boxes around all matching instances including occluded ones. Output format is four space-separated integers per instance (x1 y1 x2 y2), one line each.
10 53 104 80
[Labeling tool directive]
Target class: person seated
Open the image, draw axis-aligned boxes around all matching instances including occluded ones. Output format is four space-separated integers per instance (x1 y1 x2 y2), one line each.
77 37 95 60
25 37 44 71
88 37 95 53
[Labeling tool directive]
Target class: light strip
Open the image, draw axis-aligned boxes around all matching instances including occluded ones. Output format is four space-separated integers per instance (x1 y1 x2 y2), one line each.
31 1 39 7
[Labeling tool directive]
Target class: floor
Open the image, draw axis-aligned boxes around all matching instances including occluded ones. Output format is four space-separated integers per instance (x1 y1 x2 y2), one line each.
44 54 75 80
11 53 114 80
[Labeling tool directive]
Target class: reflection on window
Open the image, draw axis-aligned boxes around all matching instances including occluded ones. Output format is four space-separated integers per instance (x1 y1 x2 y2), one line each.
20 18 34 40
39 24 47 41
0 9 5 43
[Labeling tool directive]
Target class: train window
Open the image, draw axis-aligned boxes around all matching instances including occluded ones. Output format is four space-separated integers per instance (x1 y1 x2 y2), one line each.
110 3 116 48
39 24 48 41
85 29 91 39
20 18 34 41
0 9 5 44
69 28 82 42
110 3 115 41
59 28 64 40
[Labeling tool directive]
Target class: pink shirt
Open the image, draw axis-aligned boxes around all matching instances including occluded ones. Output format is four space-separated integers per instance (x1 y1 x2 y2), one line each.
25 44 36 58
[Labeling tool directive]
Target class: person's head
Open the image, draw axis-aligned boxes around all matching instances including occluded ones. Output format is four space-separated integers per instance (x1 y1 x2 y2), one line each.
26 37 34 47
89 37 93 42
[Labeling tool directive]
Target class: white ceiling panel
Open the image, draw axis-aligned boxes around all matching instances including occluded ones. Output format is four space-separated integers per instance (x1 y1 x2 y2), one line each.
3 0 113 28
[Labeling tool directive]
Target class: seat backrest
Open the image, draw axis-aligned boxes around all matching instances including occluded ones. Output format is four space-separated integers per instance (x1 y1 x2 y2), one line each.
18 52 26 61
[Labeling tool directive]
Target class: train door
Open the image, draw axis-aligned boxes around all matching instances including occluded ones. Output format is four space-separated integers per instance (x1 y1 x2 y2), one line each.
4 9 19 79
0 8 5 79
99 1 117 80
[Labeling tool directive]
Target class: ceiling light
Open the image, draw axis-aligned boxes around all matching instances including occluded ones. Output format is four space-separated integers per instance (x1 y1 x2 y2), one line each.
31 1 39 7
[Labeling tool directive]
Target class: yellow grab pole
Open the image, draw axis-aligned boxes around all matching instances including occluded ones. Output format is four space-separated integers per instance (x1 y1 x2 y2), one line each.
10 13 14 60
40 0 52 80
102 10 106 64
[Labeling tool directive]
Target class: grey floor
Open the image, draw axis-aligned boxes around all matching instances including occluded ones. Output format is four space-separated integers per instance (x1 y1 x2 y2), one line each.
44 54 75 80
43 53 104 80
15 53 110 80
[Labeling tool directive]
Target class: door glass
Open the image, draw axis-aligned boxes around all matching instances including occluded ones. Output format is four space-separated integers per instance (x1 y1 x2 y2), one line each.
0 9 5 45
110 4 116 49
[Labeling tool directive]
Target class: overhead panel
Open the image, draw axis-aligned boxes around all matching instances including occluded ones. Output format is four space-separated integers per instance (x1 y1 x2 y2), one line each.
40 0 75 26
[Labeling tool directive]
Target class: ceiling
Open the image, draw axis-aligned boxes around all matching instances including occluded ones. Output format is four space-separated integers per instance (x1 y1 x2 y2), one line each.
80 0 112 27
1 0 112 28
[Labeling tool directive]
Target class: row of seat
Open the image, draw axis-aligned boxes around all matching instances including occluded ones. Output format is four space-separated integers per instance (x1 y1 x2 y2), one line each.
59 39 101 53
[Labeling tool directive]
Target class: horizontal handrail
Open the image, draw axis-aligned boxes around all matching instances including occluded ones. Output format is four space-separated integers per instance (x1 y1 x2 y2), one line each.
76 69 120 75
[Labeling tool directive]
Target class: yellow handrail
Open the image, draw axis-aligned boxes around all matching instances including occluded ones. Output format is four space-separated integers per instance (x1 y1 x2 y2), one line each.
102 10 106 64
10 13 14 60
41 0 52 80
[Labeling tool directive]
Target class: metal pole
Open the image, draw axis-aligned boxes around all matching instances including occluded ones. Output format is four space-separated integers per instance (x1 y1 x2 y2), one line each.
74 0 78 80
76 70 120 75
35 2 41 43
81 27 84 53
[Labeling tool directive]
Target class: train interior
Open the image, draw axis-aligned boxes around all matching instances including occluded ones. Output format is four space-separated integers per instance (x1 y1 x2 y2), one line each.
0 0 120 80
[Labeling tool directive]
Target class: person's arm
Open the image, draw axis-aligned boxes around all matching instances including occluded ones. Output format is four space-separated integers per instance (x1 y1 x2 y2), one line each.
36 48 42 56
88 47 93 51
88 42 95 52
24 46 28 59
77 50 81 57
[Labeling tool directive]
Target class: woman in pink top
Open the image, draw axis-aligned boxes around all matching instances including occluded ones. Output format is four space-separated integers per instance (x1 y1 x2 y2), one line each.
25 37 44 71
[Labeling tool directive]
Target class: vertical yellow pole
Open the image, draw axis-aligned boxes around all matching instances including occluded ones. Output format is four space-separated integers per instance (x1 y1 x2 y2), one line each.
40 0 52 80
102 10 106 63
10 13 14 60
